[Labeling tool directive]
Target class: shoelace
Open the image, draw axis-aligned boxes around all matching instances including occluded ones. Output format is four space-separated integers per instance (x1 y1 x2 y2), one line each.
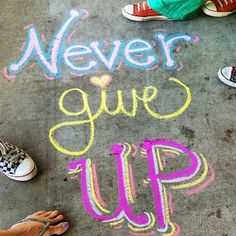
216 0 236 7
0 140 22 169
136 1 149 12
232 66 236 75
230 66 236 82
231 66 236 76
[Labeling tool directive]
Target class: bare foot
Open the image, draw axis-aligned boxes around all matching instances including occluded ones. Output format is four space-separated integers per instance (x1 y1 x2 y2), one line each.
10 210 69 236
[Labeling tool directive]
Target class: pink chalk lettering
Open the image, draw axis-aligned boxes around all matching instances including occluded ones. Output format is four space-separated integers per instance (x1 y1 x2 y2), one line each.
68 139 211 234
68 143 155 231
7 9 199 78
90 40 123 72
64 45 98 74
123 39 158 69
140 139 201 232
8 10 82 78
154 32 196 70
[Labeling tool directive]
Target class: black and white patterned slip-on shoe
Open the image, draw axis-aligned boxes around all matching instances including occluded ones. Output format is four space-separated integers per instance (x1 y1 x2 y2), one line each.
218 66 236 88
0 140 37 181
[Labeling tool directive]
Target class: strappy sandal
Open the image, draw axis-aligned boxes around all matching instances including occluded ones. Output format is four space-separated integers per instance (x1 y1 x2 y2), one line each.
17 218 50 236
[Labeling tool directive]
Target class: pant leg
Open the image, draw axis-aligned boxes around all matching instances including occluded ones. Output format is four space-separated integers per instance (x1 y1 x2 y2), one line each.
147 0 205 20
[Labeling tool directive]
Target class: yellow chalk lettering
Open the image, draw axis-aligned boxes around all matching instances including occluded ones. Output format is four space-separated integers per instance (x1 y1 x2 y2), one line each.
49 78 192 156
49 88 101 156
101 89 138 117
141 78 191 119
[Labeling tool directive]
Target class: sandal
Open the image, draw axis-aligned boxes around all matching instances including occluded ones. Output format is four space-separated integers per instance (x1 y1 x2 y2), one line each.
17 218 50 236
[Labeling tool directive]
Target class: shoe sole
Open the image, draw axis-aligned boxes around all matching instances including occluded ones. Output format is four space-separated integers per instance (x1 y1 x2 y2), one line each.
202 6 236 17
5 164 38 181
218 69 236 88
122 8 171 22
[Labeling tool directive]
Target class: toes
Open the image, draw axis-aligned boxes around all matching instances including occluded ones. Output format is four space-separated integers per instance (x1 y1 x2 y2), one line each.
35 211 47 215
29 211 47 217
49 214 64 224
41 211 54 217
48 210 60 219
48 222 69 235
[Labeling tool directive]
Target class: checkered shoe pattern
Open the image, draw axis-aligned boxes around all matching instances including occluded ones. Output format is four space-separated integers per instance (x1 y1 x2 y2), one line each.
0 140 26 175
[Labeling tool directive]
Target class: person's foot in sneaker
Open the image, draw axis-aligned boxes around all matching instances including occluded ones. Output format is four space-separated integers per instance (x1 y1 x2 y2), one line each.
0 210 69 236
218 66 236 88
203 0 236 17
122 1 171 21
0 140 37 181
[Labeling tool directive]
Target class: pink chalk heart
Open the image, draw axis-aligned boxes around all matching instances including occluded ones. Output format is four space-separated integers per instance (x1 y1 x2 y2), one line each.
90 74 112 89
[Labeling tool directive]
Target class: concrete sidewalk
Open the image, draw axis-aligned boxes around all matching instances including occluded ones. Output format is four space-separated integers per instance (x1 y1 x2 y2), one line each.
0 1 235 235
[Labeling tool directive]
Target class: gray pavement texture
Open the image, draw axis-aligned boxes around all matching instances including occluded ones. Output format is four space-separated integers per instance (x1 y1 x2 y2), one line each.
0 0 236 235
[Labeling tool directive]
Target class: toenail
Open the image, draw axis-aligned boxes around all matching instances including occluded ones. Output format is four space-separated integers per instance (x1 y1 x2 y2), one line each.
62 222 69 228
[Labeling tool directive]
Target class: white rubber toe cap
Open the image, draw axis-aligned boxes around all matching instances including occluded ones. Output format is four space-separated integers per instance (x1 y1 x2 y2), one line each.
123 5 134 15
15 157 35 176
220 67 232 80
218 67 236 88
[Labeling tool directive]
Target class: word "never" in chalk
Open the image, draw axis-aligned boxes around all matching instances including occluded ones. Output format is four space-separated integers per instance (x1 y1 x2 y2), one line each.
8 9 199 79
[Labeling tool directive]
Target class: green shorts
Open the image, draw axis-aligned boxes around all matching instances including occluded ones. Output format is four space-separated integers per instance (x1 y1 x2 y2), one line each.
147 0 205 20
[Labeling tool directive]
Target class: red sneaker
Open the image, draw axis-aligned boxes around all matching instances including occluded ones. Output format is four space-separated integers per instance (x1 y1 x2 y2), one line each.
203 0 236 17
122 1 170 21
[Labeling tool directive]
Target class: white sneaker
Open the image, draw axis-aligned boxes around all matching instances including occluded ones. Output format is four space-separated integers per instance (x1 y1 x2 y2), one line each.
218 66 236 88
0 140 37 181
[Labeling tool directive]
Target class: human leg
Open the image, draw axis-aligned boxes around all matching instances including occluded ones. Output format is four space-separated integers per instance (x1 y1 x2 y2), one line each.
148 0 205 20
122 1 171 21
122 0 205 21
